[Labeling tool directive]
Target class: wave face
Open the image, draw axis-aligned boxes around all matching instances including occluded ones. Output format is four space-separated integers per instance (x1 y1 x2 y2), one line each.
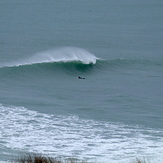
1 46 162 76
0 47 101 79
1 47 99 68
0 52 162 82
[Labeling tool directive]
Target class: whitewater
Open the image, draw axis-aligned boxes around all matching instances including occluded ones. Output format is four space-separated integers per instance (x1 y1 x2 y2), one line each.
0 46 163 163
0 47 99 68
1 104 163 163
1 0 163 163
0 47 163 163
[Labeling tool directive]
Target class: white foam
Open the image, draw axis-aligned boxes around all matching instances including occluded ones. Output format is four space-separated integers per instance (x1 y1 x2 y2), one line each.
0 47 99 68
0 103 163 163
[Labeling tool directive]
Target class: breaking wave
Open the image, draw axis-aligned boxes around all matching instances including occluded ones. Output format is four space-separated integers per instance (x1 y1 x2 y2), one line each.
0 47 162 76
0 47 99 68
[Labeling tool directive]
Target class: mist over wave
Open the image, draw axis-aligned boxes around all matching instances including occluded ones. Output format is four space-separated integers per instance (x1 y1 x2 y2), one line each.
0 47 99 68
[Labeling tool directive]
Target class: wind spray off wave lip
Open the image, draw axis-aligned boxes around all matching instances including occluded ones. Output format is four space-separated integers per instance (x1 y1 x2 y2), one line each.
0 47 100 68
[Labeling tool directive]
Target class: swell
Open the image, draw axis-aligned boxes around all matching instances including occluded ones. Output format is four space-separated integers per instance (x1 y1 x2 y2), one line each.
0 58 162 77
96 58 163 71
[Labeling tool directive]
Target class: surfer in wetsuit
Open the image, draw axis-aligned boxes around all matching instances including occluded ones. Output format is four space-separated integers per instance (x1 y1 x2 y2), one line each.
78 76 85 79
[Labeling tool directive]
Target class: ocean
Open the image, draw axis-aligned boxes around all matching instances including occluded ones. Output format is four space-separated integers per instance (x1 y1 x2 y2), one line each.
0 0 163 162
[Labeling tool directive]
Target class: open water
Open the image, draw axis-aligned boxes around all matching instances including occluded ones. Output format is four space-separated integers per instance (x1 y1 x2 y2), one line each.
0 1 163 162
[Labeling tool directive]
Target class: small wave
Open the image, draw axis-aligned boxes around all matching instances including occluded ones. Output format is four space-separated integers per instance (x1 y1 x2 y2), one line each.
0 47 99 68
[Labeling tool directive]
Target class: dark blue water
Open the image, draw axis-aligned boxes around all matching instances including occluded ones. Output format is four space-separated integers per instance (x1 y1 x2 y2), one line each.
0 1 163 162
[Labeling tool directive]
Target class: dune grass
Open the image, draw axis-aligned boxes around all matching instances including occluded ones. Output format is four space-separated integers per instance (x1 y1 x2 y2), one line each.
132 158 147 163
13 154 86 163
13 154 148 163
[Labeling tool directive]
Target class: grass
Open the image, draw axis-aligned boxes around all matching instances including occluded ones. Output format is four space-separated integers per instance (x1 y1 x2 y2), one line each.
12 154 148 163
13 154 87 163
132 158 147 163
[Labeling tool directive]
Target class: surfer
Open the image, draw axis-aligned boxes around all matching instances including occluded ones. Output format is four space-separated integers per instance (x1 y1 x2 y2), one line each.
78 76 85 79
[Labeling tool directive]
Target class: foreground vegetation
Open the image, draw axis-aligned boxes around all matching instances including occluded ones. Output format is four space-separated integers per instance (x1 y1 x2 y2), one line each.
13 154 86 163
12 154 147 163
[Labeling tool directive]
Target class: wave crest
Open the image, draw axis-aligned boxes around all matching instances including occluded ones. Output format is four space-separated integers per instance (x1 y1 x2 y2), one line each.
34 47 98 64
1 47 99 68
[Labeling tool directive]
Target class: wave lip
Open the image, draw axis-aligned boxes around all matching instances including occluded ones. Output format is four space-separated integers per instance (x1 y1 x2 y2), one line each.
37 47 99 64
0 47 99 68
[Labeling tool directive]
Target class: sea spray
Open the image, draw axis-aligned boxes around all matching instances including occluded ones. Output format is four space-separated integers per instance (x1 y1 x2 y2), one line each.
33 47 99 64
0 47 99 68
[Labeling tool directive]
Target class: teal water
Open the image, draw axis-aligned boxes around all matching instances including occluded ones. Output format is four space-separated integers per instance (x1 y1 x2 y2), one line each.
0 1 163 163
